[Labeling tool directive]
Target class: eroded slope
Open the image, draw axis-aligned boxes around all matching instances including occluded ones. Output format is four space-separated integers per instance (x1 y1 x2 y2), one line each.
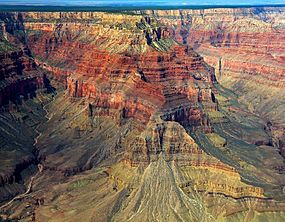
0 8 284 222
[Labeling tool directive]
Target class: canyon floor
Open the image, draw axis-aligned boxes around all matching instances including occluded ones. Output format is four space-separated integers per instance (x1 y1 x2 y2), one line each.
0 6 285 222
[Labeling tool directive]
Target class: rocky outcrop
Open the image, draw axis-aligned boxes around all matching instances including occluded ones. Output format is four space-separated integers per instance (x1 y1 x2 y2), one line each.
137 7 285 168
136 7 285 110
0 13 50 108
37 43 219 167
4 12 236 187
0 50 45 107
0 91 54 204
0 14 57 204
138 7 285 89
20 12 218 133
1 9 285 221
65 46 216 126
124 120 236 175
0 45 54 203
0 22 7 40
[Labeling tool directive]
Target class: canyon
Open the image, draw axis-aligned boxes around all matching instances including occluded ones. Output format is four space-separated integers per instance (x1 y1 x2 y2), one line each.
0 6 284 222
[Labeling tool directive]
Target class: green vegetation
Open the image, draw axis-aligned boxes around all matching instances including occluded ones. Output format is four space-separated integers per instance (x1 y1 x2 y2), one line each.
206 133 227 148
109 22 133 30
13 30 26 41
136 17 163 30
106 11 139 16
26 29 43 38
151 38 174 52
24 18 101 24
215 93 231 107
0 38 17 52
206 110 227 123
67 179 94 191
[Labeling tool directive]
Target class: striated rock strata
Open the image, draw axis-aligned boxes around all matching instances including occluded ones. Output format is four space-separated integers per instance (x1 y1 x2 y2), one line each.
0 8 285 222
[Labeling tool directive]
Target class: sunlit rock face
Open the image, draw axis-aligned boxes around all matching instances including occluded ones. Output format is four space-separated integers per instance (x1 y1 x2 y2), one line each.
139 8 285 91
140 6 285 169
0 8 285 222
139 8 285 84
20 12 222 168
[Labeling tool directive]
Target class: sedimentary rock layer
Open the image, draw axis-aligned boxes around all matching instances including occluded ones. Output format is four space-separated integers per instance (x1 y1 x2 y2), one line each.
0 8 285 222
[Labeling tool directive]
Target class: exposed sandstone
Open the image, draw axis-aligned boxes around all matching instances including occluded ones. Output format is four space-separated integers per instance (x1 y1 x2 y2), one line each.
138 7 285 88
0 8 285 221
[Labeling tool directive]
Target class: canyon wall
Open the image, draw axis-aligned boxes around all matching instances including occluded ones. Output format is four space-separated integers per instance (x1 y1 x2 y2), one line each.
10 9 284 195
139 7 285 164
0 8 285 222
139 7 285 118
14 11 223 167
0 50 44 107
0 14 56 204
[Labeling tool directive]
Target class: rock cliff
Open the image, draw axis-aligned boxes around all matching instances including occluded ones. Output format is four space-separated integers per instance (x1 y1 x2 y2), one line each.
0 8 285 222
139 7 285 183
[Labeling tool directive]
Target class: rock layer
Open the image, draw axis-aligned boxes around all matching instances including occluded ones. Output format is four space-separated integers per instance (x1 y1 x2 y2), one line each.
138 7 285 181
0 8 285 222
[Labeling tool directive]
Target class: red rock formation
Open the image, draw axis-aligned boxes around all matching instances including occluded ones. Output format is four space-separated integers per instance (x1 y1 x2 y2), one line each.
1 11 285 221
139 7 285 88
6 11 222 168
137 8 285 163
0 50 44 107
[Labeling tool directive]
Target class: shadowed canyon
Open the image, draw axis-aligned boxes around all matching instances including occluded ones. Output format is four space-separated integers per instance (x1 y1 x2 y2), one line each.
0 6 284 222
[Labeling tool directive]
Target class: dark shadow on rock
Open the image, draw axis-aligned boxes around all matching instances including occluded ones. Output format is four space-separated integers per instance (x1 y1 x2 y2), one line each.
43 74 55 93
